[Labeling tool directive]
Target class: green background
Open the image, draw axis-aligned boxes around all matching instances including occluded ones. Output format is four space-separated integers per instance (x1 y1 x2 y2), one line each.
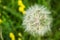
0 0 60 40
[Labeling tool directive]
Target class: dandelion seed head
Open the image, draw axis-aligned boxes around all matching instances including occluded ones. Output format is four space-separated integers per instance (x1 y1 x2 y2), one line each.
23 4 52 36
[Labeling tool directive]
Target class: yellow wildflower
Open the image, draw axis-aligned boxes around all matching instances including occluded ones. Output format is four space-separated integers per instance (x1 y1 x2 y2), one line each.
18 33 22 37
18 33 22 40
18 0 22 5
18 0 25 7
18 0 25 14
19 7 25 14
19 7 24 11
0 19 2 24
9 32 15 40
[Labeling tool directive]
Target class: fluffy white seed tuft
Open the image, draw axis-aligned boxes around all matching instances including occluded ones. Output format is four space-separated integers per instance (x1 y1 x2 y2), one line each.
23 4 52 36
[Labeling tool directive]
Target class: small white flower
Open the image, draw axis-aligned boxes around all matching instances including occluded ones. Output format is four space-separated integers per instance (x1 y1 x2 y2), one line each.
23 4 52 36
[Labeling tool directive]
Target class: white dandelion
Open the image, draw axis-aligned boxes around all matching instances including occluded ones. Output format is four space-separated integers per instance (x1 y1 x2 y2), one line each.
22 4 52 36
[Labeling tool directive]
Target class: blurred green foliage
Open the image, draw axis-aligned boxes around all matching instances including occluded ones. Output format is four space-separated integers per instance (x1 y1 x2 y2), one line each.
0 0 60 40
